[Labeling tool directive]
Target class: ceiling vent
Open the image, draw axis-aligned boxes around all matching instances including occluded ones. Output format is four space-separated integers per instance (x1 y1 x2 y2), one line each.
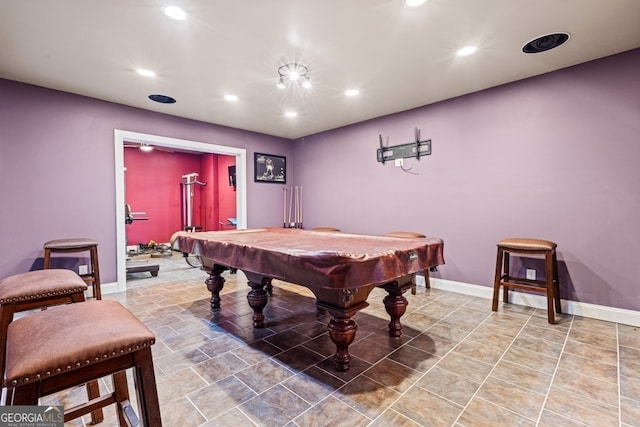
522 33 569 54
148 94 176 104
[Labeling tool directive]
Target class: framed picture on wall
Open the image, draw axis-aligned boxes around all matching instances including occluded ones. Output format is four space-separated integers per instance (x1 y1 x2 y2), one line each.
254 153 286 183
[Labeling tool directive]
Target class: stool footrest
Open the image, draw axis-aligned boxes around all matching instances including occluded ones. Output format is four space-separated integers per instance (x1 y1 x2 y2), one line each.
500 280 553 292
64 391 117 422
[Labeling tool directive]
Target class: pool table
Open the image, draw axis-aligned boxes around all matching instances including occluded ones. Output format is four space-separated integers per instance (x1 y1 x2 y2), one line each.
174 227 444 371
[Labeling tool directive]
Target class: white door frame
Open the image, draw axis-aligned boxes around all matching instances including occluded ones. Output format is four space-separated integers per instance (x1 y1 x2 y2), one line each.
113 129 247 293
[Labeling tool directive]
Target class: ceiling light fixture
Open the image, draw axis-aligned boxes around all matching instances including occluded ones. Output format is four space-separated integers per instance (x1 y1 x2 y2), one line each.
136 68 156 77
403 0 427 7
456 46 477 56
345 89 360 97
276 63 311 89
285 111 297 118
224 94 239 102
139 144 154 152
163 5 187 20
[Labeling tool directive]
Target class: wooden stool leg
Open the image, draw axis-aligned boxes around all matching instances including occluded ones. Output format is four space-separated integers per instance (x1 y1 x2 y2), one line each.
43 248 52 269
545 251 555 324
502 251 510 304
423 269 431 289
552 250 561 314
86 380 104 424
11 381 40 405
0 306 14 382
90 245 102 300
492 248 504 312
132 348 162 426
112 371 130 426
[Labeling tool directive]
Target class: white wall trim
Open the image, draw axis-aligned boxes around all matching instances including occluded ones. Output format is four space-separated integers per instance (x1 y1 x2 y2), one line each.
420 277 640 327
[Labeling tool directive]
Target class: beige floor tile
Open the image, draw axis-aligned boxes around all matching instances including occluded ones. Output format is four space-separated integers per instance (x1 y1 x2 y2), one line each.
282 365 345 405
416 366 480 407
544 386 619 426
563 339 618 366
621 396 640 426
392 387 463 427
502 344 559 375
451 338 507 365
188 376 256 420
557 351 618 383
239 384 311 426
437 352 494 384
475 376 545 420
388 343 441 372
334 375 401 419
457 397 535 427
490 359 553 395
363 359 423 393
553 366 619 406
234 358 295 394
370 409 424 426
294 395 370 427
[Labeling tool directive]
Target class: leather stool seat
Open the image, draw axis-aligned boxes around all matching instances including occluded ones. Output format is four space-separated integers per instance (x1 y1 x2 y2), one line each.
4 300 161 426
0 269 87 304
492 237 561 323
387 231 431 294
44 238 101 299
0 269 103 422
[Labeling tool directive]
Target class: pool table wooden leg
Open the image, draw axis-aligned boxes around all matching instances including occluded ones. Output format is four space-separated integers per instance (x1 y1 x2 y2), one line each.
379 281 409 337
327 315 358 372
247 278 271 328
205 264 227 310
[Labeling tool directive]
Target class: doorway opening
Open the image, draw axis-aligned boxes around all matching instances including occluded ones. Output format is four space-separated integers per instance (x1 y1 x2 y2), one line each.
114 129 247 293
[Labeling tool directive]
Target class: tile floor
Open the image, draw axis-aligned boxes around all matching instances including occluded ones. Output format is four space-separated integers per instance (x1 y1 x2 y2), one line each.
41 253 640 426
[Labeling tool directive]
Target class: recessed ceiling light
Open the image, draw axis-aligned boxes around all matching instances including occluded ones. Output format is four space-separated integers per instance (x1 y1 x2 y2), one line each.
163 5 187 20
148 94 176 104
224 94 239 102
403 0 427 7
285 111 297 118
522 33 570 53
136 68 156 77
345 89 360 97
456 46 477 56
139 144 154 152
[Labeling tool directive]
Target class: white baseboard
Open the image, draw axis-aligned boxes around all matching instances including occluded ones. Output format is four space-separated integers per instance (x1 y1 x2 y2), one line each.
419 277 640 327
91 281 120 298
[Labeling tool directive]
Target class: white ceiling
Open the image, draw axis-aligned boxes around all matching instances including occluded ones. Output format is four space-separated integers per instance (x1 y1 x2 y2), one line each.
1 0 639 139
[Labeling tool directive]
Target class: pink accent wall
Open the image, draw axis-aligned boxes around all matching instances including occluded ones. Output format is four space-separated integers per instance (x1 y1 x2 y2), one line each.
124 148 232 245
216 155 238 229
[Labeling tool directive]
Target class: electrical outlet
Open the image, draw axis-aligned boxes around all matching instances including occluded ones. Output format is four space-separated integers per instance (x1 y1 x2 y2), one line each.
79 265 88 275
526 269 536 280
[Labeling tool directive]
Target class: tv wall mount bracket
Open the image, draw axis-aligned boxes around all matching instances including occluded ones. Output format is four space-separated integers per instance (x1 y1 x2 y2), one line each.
377 128 431 165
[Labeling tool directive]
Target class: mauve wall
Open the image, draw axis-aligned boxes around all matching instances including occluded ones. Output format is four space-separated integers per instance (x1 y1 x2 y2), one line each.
294 49 640 311
0 80 291 283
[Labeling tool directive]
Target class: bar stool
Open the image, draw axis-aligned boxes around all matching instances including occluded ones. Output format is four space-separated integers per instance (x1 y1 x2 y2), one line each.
492 238 561 324
4 300 161 426
387 231 431 294
0 269 103 423
44 238 101 299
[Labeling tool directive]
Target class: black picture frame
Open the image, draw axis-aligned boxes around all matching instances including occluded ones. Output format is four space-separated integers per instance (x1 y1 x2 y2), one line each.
254 153 286 183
